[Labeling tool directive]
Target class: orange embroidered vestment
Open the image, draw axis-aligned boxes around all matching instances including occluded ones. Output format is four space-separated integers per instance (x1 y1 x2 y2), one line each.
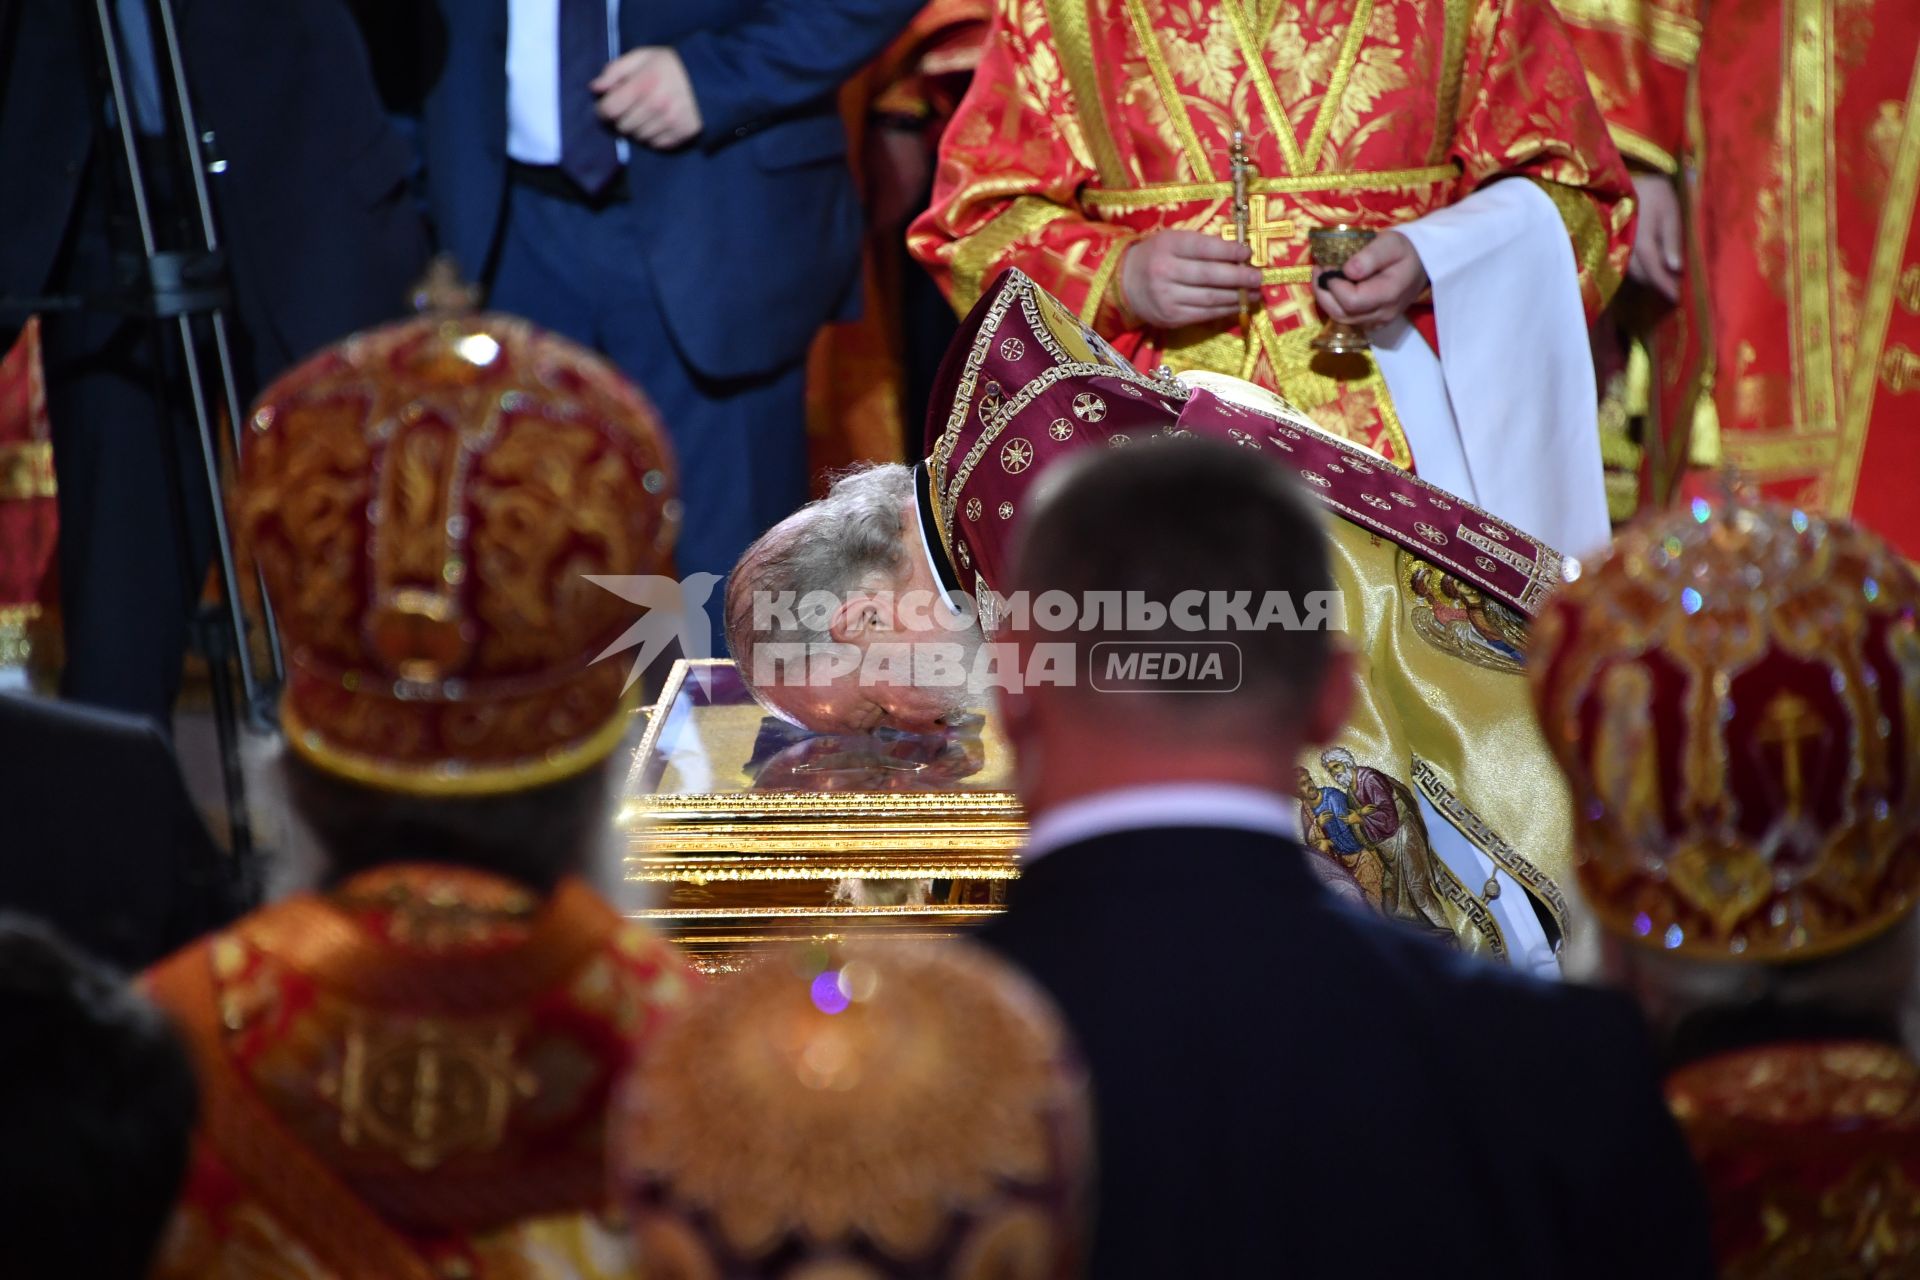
144 865 692 1280
1559 0 1920 556
909 0 1633 468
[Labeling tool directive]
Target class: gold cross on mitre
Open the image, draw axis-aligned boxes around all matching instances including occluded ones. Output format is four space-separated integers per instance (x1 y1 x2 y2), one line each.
1757 690 1823 819
1221 132 1295 269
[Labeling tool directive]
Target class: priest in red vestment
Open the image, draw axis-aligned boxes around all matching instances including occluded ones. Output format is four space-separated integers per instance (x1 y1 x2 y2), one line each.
1532 498 1920 1277
1557 0 1920 557
909 0 1636 554
143 313 692 1279
730 269 1578 968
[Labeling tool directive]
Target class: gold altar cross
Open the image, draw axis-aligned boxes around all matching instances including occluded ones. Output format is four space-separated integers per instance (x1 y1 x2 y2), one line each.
1221 192 1297 264
1758 691 1822 818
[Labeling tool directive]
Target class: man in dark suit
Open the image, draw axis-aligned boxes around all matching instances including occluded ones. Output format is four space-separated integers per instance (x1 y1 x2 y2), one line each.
976 440 1716 1279
0 693 238 970
0 0 428 724
0 913 198 1277
416 0 920 648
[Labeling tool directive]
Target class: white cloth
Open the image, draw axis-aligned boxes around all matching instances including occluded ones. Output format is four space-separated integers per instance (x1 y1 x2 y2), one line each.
505 0 627 165
1373 178 1611 559
1022 782 1301 865
1414 791 1561 978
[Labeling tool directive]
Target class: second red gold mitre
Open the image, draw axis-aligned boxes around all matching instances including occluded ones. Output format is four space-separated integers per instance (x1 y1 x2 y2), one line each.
615 941 1091 1276
1529 499 1920 961
240 313 678 795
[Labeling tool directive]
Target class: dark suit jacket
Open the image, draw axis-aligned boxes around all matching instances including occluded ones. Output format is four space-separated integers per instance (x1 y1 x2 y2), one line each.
418 0 920 382
0 695 239 971
0 0 427 382
976 826 1717 1280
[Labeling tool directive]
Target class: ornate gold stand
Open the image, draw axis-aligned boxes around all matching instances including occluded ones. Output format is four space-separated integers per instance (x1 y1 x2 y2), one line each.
621 660 1025 974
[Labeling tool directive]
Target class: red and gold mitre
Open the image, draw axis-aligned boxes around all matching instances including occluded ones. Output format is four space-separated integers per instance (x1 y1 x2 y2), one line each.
241 312 677 795
1665 1042 1920 1276
1529 499 1920 960
615 941 1091 1279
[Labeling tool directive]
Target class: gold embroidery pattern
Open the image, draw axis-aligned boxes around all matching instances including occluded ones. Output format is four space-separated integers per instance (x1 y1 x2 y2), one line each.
1667 1043 1920 1280
1040 0 1128 186
1608 122 1679 175
949 359 1137 527
1223 0 1374 178
950 195 1073 312
1883 345 1920 395
1428 0 1473 165
0 440 54 501
1305 0 1377 172
1899 264 1920 314
1413 757 1571 939
240 314 676 796
1434 856 1507 959
1786 0 1841 438
1832 50 1920 514
1077 230 1133 325
1533 177 1623 308
326 1020 538 1172
1249 307 1415 464
1124 0 1217 181
1551 0 1701 65
1082 164 1462 209
1529 502 1920 961
616 943 1090 1270
934 274 1178 541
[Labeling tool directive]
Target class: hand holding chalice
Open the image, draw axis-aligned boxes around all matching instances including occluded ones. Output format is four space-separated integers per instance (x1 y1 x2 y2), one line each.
1309 225 1377 354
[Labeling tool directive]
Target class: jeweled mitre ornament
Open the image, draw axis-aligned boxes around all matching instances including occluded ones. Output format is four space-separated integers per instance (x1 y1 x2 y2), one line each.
1529 499 1920 961
241 313 678 794
615 941 1092 1278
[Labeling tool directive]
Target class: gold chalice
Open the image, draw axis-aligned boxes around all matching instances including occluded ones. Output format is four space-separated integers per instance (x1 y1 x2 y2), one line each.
1309 224 1377 354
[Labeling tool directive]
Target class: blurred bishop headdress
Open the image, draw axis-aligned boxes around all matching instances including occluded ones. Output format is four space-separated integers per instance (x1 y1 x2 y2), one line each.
240 312 678 796
615 940 1091 1278
1529 499 1920 962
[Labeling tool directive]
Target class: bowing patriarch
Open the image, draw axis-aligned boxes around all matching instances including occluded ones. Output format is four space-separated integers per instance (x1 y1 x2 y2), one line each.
729 268 1577 966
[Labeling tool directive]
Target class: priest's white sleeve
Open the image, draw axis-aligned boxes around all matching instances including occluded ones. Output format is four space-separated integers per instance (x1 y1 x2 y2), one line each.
1368 178 1611 559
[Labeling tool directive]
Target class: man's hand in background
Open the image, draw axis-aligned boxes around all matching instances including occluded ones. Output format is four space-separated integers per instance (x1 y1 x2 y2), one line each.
595 48 702 149
1627 172 1684 302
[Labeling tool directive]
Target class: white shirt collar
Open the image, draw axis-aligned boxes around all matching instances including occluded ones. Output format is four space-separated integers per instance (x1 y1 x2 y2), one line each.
1021 782 1302 865
912 495 965 617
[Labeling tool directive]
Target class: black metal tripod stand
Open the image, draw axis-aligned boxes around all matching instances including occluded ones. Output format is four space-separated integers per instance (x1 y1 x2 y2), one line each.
0 0 283 897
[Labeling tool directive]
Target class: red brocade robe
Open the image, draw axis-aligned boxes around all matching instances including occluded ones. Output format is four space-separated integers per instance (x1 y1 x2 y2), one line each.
1665 1042 1920 1277
0 319 55 676
1558 0 1920 557
909 0 1634 471
144 866 692 1279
